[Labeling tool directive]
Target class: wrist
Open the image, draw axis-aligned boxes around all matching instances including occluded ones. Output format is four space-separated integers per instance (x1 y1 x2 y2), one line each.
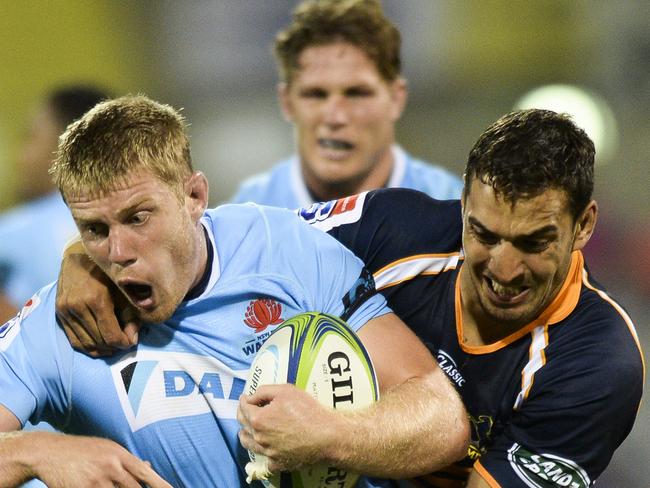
0 431 50 483
317 409 359 467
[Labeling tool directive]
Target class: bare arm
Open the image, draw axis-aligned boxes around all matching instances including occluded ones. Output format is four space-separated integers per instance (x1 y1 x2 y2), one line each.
56 239 140 356
238 312 469 478
466 469 492 487
0 405 171 488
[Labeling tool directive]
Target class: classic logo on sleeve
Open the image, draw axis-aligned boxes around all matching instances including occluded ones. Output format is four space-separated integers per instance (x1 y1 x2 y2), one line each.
296 192 367 232
437 349 466 387
507 443 590 488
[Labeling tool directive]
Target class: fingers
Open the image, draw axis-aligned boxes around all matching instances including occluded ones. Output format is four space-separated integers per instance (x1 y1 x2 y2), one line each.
122 321 141 346
114 294 141 348
56 287 139 355
112 471 146 488
57 307 114 357
56 252 138 354
123 458 173 488
92 305 132 351
237 398 266 455
238 426 266 455
243 383 288 405
59 308 113 357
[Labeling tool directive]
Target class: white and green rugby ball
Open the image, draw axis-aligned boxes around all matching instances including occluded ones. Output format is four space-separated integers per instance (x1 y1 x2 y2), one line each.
244 312 379 488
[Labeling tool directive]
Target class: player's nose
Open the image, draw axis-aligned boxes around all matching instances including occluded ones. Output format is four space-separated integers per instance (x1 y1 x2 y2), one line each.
322 95 349 127
487 242 524 283
108 226 137 268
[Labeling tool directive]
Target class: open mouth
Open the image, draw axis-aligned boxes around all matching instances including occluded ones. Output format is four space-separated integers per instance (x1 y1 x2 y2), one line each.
318 138 354 151
485 277 529 304
120 281 154 309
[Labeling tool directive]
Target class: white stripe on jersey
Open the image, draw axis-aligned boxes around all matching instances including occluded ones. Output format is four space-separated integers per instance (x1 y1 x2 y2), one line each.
373 252 461 290
514 325 549 410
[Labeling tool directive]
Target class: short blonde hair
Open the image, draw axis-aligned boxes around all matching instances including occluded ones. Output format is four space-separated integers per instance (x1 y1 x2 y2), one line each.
51 94 193 201
274 0 401 84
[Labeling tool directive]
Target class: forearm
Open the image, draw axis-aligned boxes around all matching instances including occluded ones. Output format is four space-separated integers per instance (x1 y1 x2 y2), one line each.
0 431 41 487
322 370 469 478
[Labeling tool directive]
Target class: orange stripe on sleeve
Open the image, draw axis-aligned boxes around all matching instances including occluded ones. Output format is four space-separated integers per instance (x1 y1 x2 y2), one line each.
474 460 502 487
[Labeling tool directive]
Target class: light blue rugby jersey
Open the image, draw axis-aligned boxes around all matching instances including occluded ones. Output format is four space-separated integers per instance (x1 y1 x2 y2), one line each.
0 192 77 307
0 203 390 488
230 146 463 208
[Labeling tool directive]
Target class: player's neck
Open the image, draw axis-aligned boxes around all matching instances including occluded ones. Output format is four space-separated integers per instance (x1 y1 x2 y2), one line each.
304 150 395 202
185 224 211 301
459 273 524 347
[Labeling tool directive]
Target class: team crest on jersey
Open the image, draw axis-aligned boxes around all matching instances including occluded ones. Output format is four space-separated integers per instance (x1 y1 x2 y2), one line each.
467 414 494 460
296 192 367 232
244 298 284 333
241 299 284 357
111 350 248 432
507 443 590 488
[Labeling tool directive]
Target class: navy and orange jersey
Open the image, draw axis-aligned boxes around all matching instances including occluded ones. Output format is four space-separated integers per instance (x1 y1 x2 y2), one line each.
298 188 645 488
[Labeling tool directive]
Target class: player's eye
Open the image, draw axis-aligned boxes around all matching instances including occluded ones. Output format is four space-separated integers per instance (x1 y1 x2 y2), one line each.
346 87 373 98
518 239 550 253
299 88 327 99
82 223 108 239
471 225 499 246
129 211 150 226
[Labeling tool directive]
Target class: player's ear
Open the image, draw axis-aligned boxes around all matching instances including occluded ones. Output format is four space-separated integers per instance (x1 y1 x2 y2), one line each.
185 171 209 221
388 77 408 121
572 200 598 251
278 82 294 122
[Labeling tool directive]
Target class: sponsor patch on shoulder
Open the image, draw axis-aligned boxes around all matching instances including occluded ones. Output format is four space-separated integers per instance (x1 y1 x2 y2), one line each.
296 192 367 232
20 295 41 319
0 295 41 351
508 443 590 488
0 316 20 351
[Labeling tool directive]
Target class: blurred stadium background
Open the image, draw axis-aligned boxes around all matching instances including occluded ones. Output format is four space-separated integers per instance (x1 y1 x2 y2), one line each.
2 1 647 485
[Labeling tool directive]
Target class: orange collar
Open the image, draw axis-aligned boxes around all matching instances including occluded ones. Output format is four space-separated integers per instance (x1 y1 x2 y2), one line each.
456 251 584 354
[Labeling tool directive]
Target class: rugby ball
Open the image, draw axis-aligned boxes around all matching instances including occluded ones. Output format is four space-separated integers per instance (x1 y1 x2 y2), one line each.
244 312 379 488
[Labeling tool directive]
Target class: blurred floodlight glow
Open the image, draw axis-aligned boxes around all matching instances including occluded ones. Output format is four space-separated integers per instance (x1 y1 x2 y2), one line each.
515 84 618 165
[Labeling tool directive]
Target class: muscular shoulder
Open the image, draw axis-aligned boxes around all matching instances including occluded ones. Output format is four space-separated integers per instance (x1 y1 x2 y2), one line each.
403 157 464 200
206 202 313 241
229 158 292 205
530 282 644 442
0 285 58 347
554 284 643 382
205 202 348 276
0 283 67 380
299 188 463 272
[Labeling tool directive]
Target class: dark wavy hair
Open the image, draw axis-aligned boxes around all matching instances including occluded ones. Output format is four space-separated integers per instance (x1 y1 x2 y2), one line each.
463 109 595 220
274 0 401 84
